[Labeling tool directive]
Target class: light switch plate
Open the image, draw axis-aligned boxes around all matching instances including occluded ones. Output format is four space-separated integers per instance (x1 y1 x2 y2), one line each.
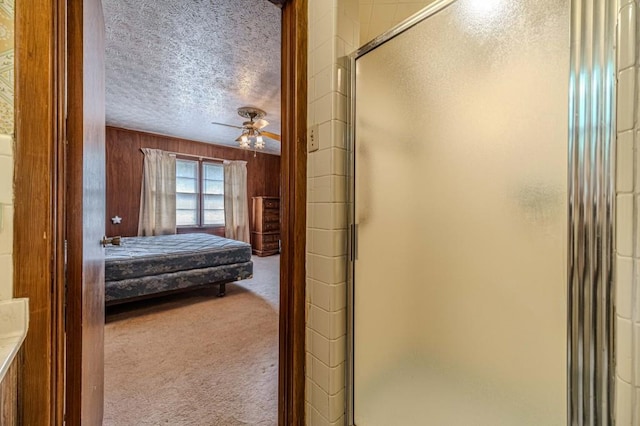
308 124 319 152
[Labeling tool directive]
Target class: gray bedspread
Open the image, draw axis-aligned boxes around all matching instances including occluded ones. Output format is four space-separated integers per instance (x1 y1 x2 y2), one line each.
105 233 252 281
105 234 253 303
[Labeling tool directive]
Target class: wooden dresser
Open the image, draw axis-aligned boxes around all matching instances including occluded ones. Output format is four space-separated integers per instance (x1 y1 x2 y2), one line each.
251 196 280 256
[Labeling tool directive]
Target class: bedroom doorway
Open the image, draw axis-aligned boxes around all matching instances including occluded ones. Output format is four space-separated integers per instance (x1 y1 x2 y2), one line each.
99 1 283 424
12 0 306 425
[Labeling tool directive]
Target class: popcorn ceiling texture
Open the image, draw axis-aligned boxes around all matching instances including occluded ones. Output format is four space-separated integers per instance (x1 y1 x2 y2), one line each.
102 0 282 154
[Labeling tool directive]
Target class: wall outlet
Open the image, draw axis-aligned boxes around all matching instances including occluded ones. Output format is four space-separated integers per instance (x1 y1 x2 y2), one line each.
308 124 319 152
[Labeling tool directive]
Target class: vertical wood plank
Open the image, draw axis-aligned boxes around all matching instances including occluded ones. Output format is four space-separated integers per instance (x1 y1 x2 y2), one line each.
66 0 106 423
54 1 68 423
0 355 20 426
13 0 62 423
279 0 307 424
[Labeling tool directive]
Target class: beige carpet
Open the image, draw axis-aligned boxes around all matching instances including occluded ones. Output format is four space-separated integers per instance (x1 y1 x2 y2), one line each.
104 255 280 426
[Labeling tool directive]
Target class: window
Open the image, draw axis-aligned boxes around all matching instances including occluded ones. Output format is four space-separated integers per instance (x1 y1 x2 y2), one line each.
176 158 225 227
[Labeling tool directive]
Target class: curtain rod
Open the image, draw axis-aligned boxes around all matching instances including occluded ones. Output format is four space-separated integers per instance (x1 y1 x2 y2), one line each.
170 151 225 162
140 148 225 163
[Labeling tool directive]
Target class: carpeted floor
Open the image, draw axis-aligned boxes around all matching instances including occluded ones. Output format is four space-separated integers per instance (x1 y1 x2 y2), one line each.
104 255 280 426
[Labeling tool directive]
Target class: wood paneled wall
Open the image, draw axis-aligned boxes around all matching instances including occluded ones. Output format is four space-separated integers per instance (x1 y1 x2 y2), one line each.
0 355 20 425
105 127 281 237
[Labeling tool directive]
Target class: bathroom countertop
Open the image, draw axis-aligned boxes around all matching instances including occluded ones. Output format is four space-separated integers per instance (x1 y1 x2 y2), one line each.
0 298 28 383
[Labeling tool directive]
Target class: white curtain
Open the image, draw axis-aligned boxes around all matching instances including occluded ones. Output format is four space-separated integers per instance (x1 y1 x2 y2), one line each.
224 160 250 243
138 148 177 236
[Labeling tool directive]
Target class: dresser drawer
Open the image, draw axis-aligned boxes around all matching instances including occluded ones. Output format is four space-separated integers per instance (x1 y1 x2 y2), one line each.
255 220 279 233
252 233 280 252
259 241 280 251
261 233 280 243
264 198 280 209
263 208 279 223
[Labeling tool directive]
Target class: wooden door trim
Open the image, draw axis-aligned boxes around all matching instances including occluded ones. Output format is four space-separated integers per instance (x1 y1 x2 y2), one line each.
54 1 68 423
14 0 66 424
279 0 307 424
14 0 307 423
65 0 107 423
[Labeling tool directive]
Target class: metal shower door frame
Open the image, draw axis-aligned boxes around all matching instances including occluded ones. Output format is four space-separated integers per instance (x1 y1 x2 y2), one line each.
345 0 617 425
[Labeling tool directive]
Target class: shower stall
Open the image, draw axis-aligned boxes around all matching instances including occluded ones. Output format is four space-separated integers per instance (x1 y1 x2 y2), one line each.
347 0 616 424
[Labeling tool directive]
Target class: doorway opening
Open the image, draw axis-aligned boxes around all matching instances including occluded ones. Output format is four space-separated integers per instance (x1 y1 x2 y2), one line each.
13 0 306 424
99 3 283 423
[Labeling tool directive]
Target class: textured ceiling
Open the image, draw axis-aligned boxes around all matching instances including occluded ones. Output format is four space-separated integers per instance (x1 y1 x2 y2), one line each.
359 0 437 46
103 0 282 155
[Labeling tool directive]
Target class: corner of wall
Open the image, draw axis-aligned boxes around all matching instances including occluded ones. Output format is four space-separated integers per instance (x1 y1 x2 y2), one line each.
306 0 358 424
615 0 639 424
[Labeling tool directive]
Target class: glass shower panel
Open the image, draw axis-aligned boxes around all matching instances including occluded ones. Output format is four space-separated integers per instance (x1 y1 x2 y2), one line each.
353 0 570 425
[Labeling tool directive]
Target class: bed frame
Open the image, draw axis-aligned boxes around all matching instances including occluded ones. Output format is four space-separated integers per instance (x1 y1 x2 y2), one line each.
104 234 253 305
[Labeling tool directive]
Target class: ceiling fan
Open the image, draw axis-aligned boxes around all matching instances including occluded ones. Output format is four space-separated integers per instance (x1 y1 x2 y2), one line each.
211 107 281 150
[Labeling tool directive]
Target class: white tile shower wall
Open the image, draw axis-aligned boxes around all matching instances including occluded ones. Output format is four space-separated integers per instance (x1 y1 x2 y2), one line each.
0 134 12 301
616 0 640 424
307 0 640 424
307 0 358 424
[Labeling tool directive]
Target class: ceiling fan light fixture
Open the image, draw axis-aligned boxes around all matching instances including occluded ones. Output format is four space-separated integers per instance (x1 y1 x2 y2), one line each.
239 133 250 149
212 106 280 150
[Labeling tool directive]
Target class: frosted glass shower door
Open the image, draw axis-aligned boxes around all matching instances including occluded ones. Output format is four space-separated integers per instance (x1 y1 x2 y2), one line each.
352 0 570 425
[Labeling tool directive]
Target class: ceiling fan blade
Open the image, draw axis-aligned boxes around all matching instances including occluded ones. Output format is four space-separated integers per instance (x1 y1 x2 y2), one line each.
235 134 245 142
211 121 244 130
260 131 281 142
254 119 269 130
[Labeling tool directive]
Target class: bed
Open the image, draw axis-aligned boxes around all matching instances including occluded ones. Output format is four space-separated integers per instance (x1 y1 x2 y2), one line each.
104 233 253 305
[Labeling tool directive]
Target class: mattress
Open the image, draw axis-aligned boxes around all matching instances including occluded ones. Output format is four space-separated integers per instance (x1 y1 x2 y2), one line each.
105 261 253 303
105 233 252 281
